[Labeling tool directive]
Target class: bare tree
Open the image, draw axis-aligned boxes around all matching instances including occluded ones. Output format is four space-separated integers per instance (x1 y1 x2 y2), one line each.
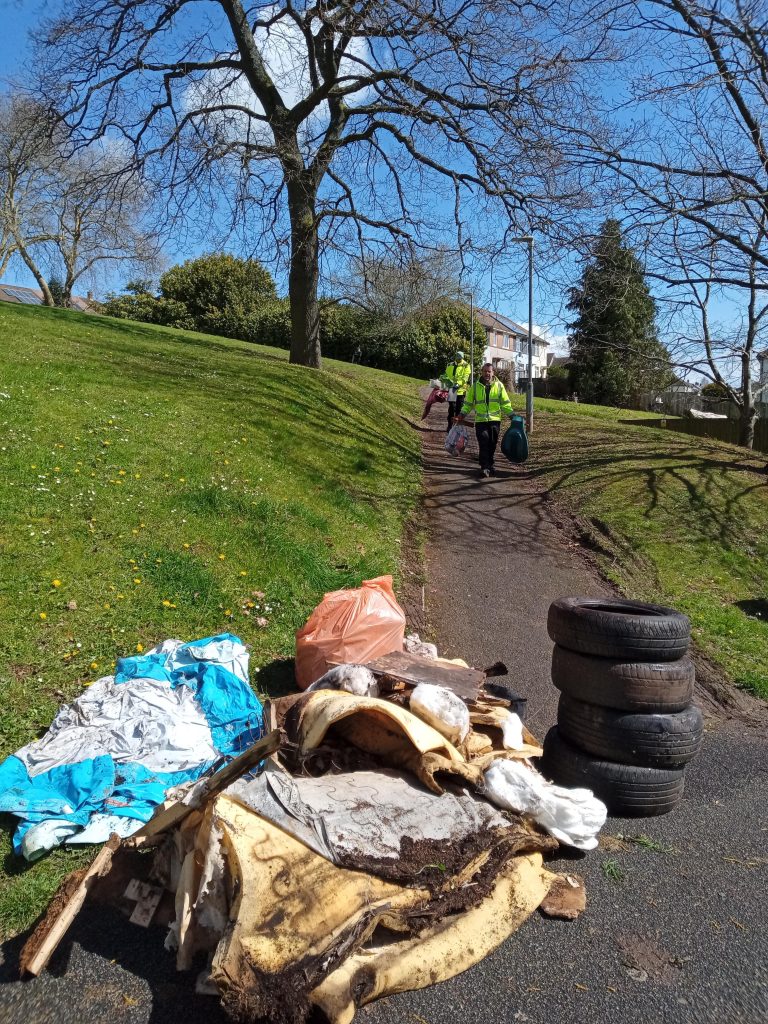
336 246 463 320
0 95 60 303
33 0 604 367
575 0 768 445
43 151 163 304
1 92 161 304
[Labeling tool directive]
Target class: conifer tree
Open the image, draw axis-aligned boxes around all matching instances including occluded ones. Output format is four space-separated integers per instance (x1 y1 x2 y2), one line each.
567 219 673 406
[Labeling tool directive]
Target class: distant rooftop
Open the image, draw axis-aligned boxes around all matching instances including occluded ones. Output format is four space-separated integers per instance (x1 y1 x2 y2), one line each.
474 307 548 346
0 283 99 314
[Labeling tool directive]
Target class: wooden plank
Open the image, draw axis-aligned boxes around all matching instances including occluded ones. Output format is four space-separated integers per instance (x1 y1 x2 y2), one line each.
130 729 281 841
365 650 485 702
20 835 121 977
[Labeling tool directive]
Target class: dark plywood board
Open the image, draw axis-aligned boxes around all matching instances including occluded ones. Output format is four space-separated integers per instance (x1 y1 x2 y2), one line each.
366 650 485 702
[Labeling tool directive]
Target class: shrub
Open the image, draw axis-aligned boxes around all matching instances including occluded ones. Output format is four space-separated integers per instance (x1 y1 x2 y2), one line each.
160 253 276 326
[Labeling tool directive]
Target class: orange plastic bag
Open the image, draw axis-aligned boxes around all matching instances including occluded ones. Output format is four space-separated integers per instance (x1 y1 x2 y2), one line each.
295 575 406 689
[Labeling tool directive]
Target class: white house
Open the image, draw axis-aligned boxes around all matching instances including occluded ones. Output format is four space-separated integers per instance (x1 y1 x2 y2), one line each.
475 308 549 381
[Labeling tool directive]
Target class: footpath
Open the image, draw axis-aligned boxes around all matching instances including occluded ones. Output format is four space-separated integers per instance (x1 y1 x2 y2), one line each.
0 407 766 1024
367 411 768 1024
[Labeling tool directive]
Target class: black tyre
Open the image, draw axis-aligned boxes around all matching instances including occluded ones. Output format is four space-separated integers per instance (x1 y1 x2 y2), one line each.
547 597 690 661
557 694 703 768
551 645 695 712
539 727 685 817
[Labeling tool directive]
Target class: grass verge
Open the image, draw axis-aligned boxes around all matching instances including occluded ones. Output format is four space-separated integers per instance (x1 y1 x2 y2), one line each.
513 398 768 699
0 303 422 936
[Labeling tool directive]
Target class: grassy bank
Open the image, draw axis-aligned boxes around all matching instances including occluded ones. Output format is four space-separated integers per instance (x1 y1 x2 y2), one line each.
0 303 422 935
515 397 768 699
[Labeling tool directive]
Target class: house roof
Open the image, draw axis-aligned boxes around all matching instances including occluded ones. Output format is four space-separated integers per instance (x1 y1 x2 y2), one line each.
0 283 99 313
547 354 571 368
474 307 548 346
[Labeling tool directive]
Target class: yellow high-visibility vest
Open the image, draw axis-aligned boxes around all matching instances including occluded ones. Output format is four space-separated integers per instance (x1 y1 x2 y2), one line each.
462 379 514 422
445 359 471 395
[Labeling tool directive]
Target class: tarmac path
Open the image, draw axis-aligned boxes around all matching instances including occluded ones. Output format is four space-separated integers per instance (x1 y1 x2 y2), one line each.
366 411 768 1024
1 408 767 1024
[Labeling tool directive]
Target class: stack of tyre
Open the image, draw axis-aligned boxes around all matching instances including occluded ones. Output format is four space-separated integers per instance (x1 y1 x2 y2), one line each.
541 597 703 817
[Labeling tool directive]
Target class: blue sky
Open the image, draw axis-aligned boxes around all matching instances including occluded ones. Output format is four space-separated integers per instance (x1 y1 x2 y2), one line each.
0 0 568 351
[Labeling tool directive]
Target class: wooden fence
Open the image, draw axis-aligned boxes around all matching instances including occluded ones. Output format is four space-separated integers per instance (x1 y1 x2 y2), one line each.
639 416 768 455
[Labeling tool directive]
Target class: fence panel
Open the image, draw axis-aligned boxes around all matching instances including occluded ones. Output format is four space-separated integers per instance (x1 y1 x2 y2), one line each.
648 416 768 454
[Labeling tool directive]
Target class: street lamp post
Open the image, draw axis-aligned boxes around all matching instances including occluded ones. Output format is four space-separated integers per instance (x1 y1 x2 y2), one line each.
510 235 534 432
457 288 476 387
469 291 475 387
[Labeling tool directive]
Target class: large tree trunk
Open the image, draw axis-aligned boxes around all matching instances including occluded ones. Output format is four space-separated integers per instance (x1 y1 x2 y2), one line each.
739 398 756 449
287 178 321 369
739 345 756 449
14 236 54 306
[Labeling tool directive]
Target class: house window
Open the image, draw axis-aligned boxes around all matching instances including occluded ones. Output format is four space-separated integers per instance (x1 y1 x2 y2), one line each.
503 334 510 349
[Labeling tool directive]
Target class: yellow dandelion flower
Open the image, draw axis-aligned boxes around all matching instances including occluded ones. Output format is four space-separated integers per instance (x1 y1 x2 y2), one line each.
183 543 190 549
39 612 47 620
239 570 247 576
224 609 232 616
136 643 144 653
179 476 186 482
102 440 110 446
118 469 126 476
162 599 172 608
133 578 142 584
90 661 99 670
52 579 62 588
103 603 111 609
218 553 226 560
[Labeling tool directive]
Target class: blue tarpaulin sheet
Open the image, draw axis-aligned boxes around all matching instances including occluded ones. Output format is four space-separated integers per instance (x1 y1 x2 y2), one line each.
0 634 263 859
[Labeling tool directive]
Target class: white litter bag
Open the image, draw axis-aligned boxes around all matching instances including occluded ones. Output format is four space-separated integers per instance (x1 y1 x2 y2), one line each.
445 423 470 456
404 633 439 660
306 664 379 697
410 683 470 745
483 758 607 851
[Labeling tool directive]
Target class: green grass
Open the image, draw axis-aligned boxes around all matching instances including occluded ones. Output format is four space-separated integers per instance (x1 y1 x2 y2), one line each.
509 394 665 422
601 858 625 882
0 302 422 937
520 399 768 698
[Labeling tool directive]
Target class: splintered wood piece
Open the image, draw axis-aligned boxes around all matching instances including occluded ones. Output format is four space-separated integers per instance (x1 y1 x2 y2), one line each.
130 729 281 841
20 835 121 977
366 650 485 702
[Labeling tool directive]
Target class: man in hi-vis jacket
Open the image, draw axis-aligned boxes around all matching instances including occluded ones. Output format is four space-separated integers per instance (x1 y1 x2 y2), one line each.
457 362 514 478
442 350 471 430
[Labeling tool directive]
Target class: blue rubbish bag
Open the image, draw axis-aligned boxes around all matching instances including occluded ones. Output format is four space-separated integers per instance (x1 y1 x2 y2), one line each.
501 414 529 464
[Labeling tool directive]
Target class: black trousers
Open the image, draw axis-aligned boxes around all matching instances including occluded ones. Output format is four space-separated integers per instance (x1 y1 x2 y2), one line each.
476 420 500 470
447 393 464 428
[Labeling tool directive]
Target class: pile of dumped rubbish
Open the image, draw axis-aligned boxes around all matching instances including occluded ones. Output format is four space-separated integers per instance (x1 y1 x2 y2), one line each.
2 576 607 1024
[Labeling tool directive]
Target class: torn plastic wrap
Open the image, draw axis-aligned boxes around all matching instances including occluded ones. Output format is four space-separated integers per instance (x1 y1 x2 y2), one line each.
0 634 263 859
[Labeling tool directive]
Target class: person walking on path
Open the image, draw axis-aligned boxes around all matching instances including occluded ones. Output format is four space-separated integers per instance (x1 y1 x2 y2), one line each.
443 350 471 430
457 361 514 478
